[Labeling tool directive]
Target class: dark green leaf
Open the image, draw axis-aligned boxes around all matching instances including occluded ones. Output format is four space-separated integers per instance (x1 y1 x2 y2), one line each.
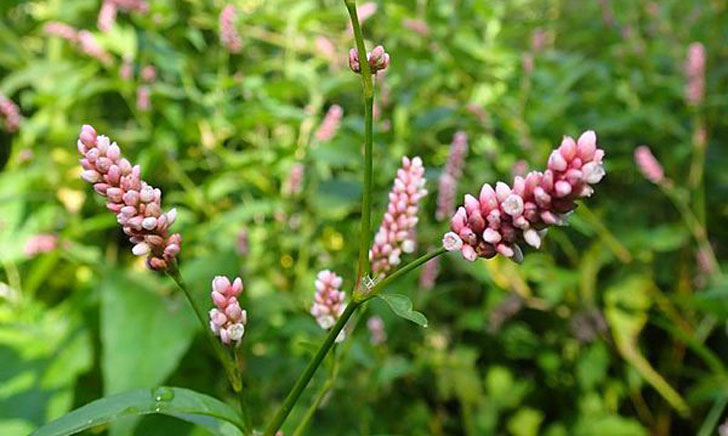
376 293 428 327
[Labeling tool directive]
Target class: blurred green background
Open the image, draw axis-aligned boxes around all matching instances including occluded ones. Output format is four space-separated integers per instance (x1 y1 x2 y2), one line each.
1 0 727 434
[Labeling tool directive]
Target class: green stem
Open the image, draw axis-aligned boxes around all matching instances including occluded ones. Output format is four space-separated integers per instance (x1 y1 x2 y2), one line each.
264 302 360 435
661 185 721 276
360 247 448 302
344 0 375 298
165 265 244 393
291 348 340 436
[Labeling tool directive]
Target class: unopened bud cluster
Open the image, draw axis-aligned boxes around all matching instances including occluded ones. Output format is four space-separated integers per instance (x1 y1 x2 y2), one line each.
311 270 346 343
370 156 427 277
443 131 605 262
209 276 248 346
77 125 181 270
349 45 390 74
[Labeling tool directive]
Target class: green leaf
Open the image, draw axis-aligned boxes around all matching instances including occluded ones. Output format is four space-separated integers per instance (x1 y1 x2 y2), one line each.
376 294 428 327
100 271 197 434
31 387 244 436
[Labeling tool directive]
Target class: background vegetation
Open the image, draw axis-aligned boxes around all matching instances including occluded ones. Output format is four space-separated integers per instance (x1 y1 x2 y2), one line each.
1 0 727 434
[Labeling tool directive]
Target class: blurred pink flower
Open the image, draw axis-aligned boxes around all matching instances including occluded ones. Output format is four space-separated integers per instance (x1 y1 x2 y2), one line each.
466 104 487 124
370 156 428 277
209 276 248 346
97 1 117 32
531 28 548 52
119 57 133 81
44 22 78 41
314 105 344 142
110 0 148 12
634 145 664 184
311 270 347 342
0 94 21 133
684 42 705 106
77 125 181 270
444 131 605 262
367 316 387 345
436 131 468 221
77 30 112 65
24 234 58 257
141 65 157 83
403 18 429 36
284 163 304 195
347 2 377 33
136 85 150 111
237 230 249 256
314 36 336 61
419 256 440 291
220 4 242 53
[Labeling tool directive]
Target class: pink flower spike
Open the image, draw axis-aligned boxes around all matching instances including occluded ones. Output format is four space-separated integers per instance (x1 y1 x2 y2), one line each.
76 125 181 271
208 275 248 346
436 131 468 221
311 270 347 342
370 156 427 277
0 94 23 133
367 316 387 345
444 130 606 263
634 145 664 184
219 4 242 53
314 105 344 142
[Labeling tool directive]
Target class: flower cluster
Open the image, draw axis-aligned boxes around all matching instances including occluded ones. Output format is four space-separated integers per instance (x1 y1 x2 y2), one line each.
443 131 605 262
436 131 468 221
311 270 346 342
684 42 705 106
0 94 21 133
44 22 112 65
77 125 181 270
419 256 440 291
209 276 248 346
370 156 427 277
634 146 664 185
97 1 117 32
220 4 242 54
314 105 344 142
367 316 387 345
348 45 390 75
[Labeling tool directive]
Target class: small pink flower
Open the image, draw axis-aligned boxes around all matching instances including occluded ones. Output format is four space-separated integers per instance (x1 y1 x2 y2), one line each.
311 270 346 342
367 316 387 345
220 4 242 53
349 45 390 75
77 125 181 270
684 42 705 106
436 131 468 221
209 276 248 346
24 234 58 257
634 145 664 184
0 94 21 133
445 131 606 263
314 36 336 61
314 105 343 142
370 156 428 277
